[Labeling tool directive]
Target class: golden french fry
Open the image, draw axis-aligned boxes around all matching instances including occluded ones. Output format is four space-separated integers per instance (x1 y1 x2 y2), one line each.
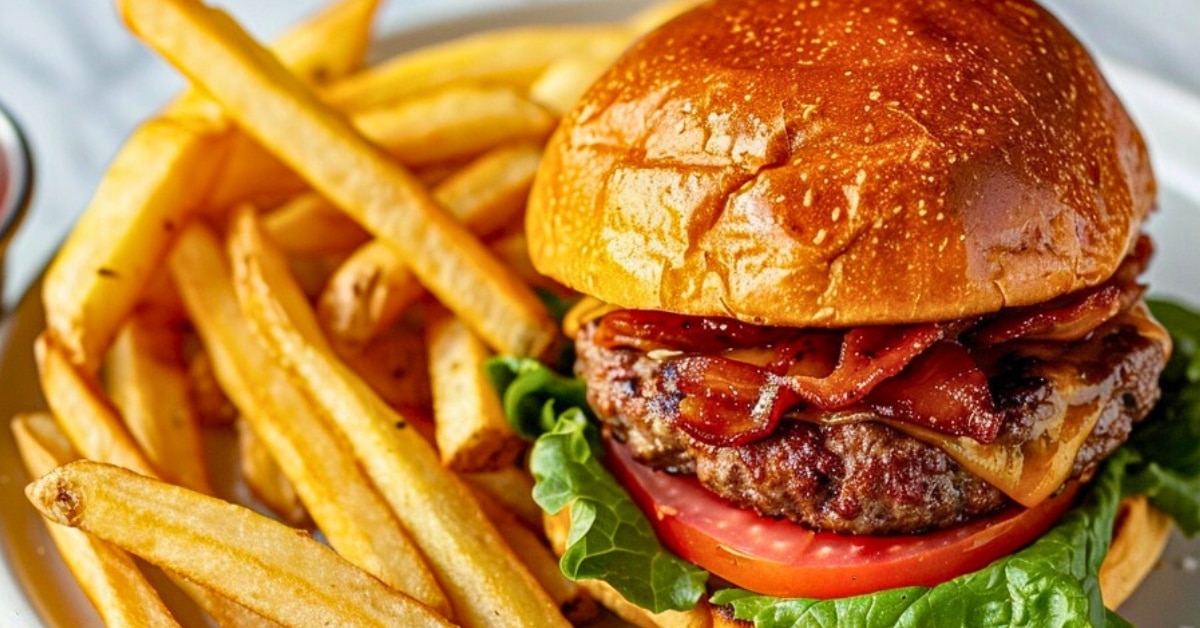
169 222 451 615
530 53 616 116
627 0 706 34
316 240 423 346
41 0 382 371
187 348 238 426
36 334 276 625
353 86 553 167
433 141 542 237
206 0 382 210
236 419 309 527
226 206 565 627
317 142 542 345
36 334 156 476
119 0 557 359
464 466 543 533
106 314 212 493
426 308 525 472
337 322 435 420
268 0 379 85
41 116 231 372
12 413 181 628
471 488 596 624
324 25 633 110
26 461 453 628
262 192 370 254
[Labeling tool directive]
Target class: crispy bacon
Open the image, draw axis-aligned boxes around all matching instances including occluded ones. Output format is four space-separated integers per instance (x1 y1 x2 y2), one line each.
866 341 1002 441
590 241 1148 447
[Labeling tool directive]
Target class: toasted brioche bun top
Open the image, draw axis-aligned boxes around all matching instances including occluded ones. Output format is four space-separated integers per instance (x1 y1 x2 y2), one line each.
527 0 1155 326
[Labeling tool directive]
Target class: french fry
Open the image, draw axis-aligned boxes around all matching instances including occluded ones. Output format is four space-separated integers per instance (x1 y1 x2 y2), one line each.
317 240 423 346
226 206 566 627
432 141 543 237
262 191 370 254
627 0 706 35
337 322 435 420
426 308 525 472
354 86 553 167
267 0 379 85
471 488 596 624
42 0 383 372
36 335 279 626
106 314 212 493
169 222 451 616
236 419 310 527
26 461 453 628
464 465 543 533
41 116 231 372
187 348 238 426
317 142 542 345
36 334 156 477
324 25 633 110
530 53 616 116
12 413 180 628
119 0 558 359
207 0 382 210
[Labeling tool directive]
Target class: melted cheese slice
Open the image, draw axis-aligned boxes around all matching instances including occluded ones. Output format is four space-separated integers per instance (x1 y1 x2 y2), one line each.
887 303 1170 507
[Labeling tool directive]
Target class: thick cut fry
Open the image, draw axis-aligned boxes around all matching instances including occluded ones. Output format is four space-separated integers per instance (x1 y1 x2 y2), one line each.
38 332 280 626
324 25 632 110
236 419 309 527
226 207 566 627
530 53 617 116
318 142 542 345
464 466 543 533
187 348 238 426
268 0 379 85
627 0 706 34
119 0 557 359
207 0 381 210
42 116 231 372
36 334 156 477
12 413 180 628
106 314 212 493
338 322 435 420
169 223 451 616
353 86 553 167
262 192 370 254
426 309 524 472
26 461 452 628
432 141 543 237
471 488 596 624
317 240 422 346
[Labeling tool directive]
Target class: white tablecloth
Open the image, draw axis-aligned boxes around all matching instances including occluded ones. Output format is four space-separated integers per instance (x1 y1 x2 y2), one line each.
1 0 1198 306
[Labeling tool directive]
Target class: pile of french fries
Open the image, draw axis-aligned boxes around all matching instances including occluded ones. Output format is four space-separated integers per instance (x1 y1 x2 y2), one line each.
13 0 701 625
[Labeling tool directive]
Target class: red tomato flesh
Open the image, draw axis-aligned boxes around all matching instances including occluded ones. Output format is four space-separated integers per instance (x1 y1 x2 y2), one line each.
605 439 1080 599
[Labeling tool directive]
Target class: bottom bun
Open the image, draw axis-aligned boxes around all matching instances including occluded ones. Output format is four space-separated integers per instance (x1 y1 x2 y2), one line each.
1099 495 1173 609
545 496 1172 626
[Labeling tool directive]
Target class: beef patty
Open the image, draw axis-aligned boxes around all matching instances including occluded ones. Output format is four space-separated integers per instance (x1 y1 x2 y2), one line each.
576 308 1166 535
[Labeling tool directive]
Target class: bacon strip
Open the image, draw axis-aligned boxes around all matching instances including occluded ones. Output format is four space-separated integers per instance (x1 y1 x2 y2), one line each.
591 240 1149 447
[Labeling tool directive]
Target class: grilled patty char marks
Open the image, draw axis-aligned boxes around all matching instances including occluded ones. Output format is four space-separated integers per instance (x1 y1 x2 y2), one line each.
576 315 1165 535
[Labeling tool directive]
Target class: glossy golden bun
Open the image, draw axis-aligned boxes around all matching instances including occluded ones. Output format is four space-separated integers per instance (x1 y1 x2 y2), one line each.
527 0 1155 326
545 496 1171 626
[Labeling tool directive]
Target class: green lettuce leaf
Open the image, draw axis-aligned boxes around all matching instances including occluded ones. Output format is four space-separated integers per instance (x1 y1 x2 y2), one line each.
488 357 707 613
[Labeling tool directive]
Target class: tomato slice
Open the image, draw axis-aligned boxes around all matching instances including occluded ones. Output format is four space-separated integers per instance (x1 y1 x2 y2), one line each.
605 439 1080 599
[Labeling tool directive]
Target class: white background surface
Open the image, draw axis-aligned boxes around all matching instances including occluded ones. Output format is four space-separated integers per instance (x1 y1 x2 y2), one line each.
0 0 1198 308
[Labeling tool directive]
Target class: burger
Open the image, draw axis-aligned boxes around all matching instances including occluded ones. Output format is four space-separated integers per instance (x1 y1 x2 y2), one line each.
491 0 1200 624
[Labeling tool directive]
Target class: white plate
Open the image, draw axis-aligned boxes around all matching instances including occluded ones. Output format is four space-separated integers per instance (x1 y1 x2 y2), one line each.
2 2 1199 626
